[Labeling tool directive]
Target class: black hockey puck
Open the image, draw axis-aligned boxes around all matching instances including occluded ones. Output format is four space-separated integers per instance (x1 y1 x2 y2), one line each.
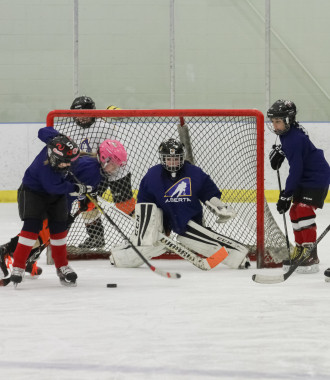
107 283 117 288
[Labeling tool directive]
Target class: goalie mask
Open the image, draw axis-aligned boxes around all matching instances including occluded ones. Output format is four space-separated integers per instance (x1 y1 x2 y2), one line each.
47 135 80 172
267 99 297 135
98 139 127 177
70 95 96 128
159 139 185 175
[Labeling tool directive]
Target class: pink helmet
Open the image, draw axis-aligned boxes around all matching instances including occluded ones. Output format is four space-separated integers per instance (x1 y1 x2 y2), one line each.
98 140 127 170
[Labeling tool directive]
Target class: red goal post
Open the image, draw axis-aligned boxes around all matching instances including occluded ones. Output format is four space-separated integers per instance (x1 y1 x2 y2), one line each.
46 108 290 268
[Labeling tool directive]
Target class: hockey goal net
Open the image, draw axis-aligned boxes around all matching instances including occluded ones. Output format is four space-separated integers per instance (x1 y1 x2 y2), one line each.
46 108 290 268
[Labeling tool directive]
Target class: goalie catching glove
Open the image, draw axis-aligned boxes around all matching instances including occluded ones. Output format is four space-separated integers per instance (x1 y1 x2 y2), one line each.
205 197 237 223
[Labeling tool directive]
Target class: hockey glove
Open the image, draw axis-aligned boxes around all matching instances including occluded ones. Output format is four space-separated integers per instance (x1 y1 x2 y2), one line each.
276 191 292 214
78 196 96 212
269 144 285 170
70 184 93 197
206 197 237 223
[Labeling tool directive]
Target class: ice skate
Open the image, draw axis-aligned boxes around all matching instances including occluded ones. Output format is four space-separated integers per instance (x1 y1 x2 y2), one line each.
56 265 78 287
10 267 25 287
0 243 10 278
25 261 43 278
296 245 319 274
283 244 319 274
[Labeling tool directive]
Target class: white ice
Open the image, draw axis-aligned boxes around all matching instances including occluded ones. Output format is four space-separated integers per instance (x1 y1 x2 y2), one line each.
0 202 329 380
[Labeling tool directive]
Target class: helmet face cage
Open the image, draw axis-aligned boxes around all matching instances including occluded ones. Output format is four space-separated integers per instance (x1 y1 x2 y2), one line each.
98 139 127 177
47 136 80 172
267 99 297 135
70 96 96 128
159 139 185 173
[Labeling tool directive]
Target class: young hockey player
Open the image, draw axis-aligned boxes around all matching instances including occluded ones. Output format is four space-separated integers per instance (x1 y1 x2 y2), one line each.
56 96 135 249
110 138 249 269
9 134 93 287
1 129 128 285
267 99 330 274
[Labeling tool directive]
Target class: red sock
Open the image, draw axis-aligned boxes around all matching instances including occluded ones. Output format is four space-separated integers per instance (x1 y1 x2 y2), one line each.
50 231 69 268
13 231 39 269
290 202 317 245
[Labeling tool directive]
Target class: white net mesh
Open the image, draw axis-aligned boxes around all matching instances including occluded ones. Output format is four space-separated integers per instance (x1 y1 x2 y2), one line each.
49 110 291 267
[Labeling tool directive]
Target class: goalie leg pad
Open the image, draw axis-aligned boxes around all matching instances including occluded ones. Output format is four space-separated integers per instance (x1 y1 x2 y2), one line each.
180 220 249 269
131 203 163 246
110 243 166 268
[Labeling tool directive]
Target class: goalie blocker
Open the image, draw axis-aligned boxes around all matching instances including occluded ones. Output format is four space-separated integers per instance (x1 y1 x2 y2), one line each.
110 203 249 269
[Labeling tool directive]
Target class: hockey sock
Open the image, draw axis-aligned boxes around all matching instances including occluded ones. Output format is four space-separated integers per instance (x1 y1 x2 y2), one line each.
50 231 69 268
12 231 39 269
290 202 317 245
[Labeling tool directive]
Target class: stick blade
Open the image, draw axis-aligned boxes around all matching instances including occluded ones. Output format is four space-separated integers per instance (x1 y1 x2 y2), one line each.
252 273 285 284
151 265 181 279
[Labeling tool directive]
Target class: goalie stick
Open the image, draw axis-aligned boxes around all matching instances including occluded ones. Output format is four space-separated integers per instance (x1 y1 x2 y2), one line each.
108 202 229 271
252 224 330 284
70 173 180 279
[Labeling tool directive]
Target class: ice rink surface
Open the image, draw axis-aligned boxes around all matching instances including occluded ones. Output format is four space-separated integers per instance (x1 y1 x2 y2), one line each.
0 202 329 380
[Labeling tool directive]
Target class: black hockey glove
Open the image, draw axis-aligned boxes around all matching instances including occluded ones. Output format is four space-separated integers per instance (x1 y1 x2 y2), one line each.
78 193 97 212
269 144 285 170
276 191 292 214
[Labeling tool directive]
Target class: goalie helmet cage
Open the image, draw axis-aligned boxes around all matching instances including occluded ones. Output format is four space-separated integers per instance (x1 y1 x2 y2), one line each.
46 108 290 268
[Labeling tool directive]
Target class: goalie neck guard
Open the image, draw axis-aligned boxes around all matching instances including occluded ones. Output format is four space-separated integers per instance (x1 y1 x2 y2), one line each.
159 138 185 175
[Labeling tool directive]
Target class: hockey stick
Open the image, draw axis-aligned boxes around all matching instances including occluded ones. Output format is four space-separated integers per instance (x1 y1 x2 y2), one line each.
70 173 180 279
108 202 229 271
252 224 330 284
277 169 291 259
0 278 11 287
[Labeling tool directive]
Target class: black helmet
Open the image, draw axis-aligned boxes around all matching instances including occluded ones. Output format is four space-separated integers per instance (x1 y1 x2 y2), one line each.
47 135 80 172
159 138 185 174
70 96 96 128
267 99 297 135
70 96 95 110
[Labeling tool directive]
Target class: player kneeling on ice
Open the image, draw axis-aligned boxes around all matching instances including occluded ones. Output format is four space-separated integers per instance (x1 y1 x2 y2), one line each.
110 138 249 269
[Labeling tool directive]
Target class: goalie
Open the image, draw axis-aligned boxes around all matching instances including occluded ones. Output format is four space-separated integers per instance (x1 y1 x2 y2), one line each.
110 138 249 269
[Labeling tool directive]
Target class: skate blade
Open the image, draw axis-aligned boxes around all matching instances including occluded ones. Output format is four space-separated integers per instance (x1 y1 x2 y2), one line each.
283 264 319 274
295 264 319 274
60 279 77 287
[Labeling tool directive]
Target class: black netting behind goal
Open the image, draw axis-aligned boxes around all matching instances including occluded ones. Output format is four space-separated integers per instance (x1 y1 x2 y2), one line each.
47 109 291 268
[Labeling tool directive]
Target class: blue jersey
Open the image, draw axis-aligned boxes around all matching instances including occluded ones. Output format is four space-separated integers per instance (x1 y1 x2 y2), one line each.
38 126 61 144
67 156 103 208
22 147 76 195
137 162 221 235
280 124 330 196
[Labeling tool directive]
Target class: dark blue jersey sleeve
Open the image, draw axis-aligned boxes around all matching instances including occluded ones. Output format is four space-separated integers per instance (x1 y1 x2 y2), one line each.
38 126 60 144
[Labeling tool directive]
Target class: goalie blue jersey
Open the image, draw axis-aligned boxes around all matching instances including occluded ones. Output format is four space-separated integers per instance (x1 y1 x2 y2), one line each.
280 125 330 196
137 162 221 235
